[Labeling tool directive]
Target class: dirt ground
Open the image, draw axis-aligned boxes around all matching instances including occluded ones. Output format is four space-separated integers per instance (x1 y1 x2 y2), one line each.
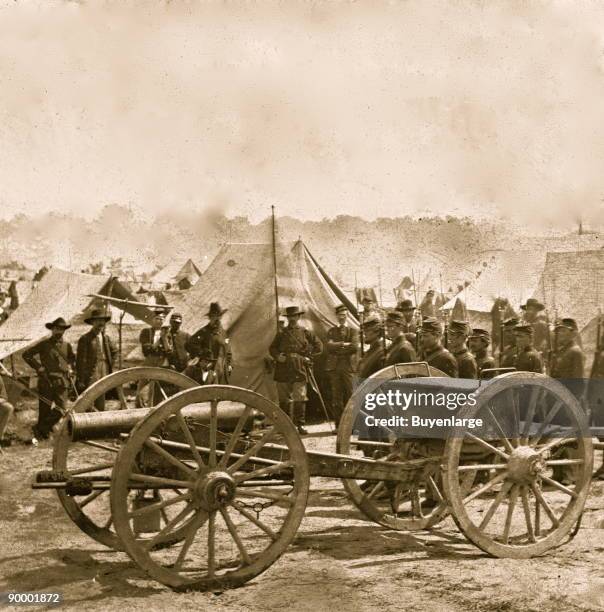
2 415 604 612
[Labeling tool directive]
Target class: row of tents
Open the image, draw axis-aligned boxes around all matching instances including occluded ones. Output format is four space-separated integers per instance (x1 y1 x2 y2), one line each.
0 243 602 404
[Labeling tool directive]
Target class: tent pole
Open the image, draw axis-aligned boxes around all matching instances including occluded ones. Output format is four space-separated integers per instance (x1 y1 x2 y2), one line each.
271 206 280 332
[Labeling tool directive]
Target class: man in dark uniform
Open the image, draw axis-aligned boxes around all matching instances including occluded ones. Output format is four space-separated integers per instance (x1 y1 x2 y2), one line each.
23 317 75 440
357 318 386 378
0 374 14 452
186 302 233 383
167 312 190 372
269 305 323 435
419 317 458 377
512 324 543 373
385 310 416 366
500 317 519 368
184 348 219 386
448 320 477 379
395 299 418 345
520 298 550 359
358 288 385 323
325 304 359 427
76 308 118 410
468 328 496 376
139 310 173 367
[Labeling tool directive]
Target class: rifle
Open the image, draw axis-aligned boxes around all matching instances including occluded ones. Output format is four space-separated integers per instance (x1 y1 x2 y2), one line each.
544 309 553 375
498 303 505 367
381 318 388 368
590 308 603 379
443 310 449 349
359 307 365 357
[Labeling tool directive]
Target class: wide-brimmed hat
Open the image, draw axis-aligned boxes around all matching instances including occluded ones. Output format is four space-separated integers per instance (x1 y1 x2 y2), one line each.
555 318 578 332
45 317 71 330
520 298 545 312
84 308 111 325
284 305 305 317
206 302 228 317
396 299 415 312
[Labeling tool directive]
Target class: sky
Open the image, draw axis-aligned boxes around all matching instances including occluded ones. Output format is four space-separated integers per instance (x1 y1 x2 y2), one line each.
1 1 604 228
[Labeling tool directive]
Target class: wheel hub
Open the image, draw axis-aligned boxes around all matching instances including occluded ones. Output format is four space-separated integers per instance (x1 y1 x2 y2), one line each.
193 471 237 511
507 446 545 483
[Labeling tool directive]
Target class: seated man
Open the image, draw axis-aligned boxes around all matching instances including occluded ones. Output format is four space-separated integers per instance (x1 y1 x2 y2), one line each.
183 349 219 386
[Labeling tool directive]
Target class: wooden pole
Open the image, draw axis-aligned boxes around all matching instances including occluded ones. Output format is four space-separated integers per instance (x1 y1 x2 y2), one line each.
271 206 280 333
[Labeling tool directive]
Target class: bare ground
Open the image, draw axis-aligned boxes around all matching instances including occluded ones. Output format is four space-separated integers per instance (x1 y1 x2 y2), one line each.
1 426 604 612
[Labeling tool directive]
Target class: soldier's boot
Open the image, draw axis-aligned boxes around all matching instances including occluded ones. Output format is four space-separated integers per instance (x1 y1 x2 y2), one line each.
293 401 308 436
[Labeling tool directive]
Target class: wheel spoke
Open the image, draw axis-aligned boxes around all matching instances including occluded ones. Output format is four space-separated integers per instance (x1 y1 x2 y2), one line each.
540 475 578 498
545 459 583 466
173 510 208 572
207 511 216 578
520 486 536 542
175 410 206 469
231 501 278 540
537 437 577 455
530 482 560 527
234 461 294 484
520 387 540 444
128 491 191 518
508 389 520 446
78 489 105 509
117 386 129 411
218 406 252 468
144 438 197 478
227 428 276 474
531 401 563 447
103 515 113 530
159 383 168 401
463 471 507 504
366 481 385 500
478 481 512 530
426 475 444 503
143 503 196 550
457 463 507 472
502 485 518 544
129 473 195 489
464 432 510 461
219 507 251 565
486 407 514 453
68 461 115 476
209 400 218 468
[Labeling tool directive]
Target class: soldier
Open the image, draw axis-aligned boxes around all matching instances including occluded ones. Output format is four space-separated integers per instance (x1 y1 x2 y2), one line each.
520 298 550 358
0 374 14 453
384 310 416 366
23 317 76 440
139 310 173 367
418 317 458 377
447 320 478 379
325 304 359 427
468 328 496 376
269 306 323 435
512 324 543 373
186 302 233 383
76 308 118 410
167 312 190 372
358 288 385 323
500 317 519 368
395 299 418 344
357 318 386 378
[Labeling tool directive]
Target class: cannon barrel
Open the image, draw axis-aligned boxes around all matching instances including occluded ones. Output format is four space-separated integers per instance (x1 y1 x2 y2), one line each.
67 403 252 442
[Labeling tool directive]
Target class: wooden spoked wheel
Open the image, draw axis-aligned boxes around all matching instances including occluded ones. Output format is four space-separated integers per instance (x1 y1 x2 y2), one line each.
443 372 593 558
111 385 310 591
53 367 198 550
337 363 451 531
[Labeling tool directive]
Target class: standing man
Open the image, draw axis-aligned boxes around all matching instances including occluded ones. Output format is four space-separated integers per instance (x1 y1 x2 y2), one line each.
468 328 496 376
358 289 385 323
76 308 118 410
384 310 416 366
324 304 359 427
447 320 478 379
186 302 233 383
357 318 386 378
0 374 14 452
520 298 550 359
139 310 173 367
395 299 418 344
167 312 190 372
418 317 458 377
269 306 323 435
500 317 519 368
23 317 75 440
512 324 543 373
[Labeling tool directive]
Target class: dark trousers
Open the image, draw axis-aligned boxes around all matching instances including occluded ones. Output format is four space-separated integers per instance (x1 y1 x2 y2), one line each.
36 378 68 439
327 369 353 426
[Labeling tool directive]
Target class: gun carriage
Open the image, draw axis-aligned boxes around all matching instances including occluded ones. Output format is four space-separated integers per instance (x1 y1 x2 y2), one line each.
32 364 593 591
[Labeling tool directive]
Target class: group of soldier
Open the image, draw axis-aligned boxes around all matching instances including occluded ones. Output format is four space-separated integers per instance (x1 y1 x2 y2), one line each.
0 302 231 448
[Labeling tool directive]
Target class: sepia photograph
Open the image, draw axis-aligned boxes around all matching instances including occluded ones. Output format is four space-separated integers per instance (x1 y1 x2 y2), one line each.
1 1 604 610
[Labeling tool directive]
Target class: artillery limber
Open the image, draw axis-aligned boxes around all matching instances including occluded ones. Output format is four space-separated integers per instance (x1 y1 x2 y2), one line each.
32 364 593 590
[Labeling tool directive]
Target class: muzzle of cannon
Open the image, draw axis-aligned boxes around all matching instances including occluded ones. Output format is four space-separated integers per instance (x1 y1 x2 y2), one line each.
67 403 255 442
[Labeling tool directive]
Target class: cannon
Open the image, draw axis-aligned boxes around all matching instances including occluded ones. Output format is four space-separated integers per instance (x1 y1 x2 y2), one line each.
32 365 593 591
